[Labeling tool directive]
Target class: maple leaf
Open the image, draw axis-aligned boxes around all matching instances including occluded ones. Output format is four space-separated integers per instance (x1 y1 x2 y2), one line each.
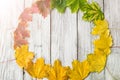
69 60 90 80
15 45 49 79
19 8 32 22
66 0 88 13
51 0 66 13
93 30 113 55
14 37 28 49
33 58 50 78
14 21 30 49
25 61 35 77
68 0 79 13
48 60 70 80
87 49 107 72
15 26 30 38
26 58 50 78
36 0 50 18
92 20 109 35
18 21 28 27
31 3 40 13
82 2 104 21
92 20 113 55
15 45 34 68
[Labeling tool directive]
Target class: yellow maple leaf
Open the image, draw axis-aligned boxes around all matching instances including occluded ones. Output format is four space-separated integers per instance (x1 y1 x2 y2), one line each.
26 58 50 79
15 45 50 79
69 60 90 80
15 45 34 68
33 58 50 78
92 19 108 35
48 60 70 80
93 30 113 55
25 61 35 77
92 19 113 55
87 49 107 72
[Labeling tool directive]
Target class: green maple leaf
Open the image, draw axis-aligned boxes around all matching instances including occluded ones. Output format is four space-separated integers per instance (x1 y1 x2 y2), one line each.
51 0 66 13
69 0 79 13
82 2 104 21
51 0 104 21
66 0 88 13
79 0 88 11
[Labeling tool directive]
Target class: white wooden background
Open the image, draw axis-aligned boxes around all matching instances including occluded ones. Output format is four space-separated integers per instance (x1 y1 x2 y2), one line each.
0 0 120 80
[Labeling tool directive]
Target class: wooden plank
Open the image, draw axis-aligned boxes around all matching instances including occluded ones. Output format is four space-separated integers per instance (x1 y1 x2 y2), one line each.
0 0 24 80
78 12 92 80
24 0 35 80
105 48 120 80
0 0 119 80
31 14 50 80
51 8 77 67
91 0 105 79
77 12 92 62
24 0 50 80
104 0 120 80
78 0 105 80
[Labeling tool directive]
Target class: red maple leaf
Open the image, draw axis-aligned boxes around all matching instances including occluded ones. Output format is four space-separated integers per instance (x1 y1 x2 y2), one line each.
31 3 40 13
19 8 32 22
36 0 50 18
14 21 30 49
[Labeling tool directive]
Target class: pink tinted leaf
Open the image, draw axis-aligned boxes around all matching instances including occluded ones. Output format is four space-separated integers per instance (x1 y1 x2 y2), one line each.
19 8 32 21
31 3 40 13
36 0 50 18
14 21 30 49
18 21 28 27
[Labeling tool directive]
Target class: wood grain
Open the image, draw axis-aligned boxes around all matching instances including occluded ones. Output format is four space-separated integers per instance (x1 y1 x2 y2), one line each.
0 0 24 80
0 0 120 80
104 0 120 80
24 0 35 80
24 0 50 80
51 8 77 67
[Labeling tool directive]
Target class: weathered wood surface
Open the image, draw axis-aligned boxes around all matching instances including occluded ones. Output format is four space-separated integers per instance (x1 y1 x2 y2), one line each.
0 0 120 80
